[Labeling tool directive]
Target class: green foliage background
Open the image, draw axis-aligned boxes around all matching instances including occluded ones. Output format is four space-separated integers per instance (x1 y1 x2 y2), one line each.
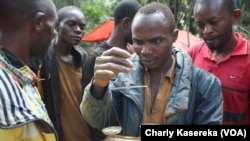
53 0 250 49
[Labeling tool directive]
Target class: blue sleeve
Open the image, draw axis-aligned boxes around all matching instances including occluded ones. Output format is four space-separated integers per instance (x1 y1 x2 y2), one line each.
191 67 223 125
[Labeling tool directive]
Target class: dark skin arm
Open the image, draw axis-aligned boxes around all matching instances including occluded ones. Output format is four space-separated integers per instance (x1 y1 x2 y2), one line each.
91 47 134 99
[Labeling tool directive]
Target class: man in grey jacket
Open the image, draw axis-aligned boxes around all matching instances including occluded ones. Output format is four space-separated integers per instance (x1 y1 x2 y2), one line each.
80 2 223 138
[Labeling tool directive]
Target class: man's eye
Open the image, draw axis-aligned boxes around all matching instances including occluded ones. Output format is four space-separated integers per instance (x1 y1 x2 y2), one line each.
133 40 142 45
152 39 161 44
210 21 218 26
196 23 204 29
67 21 74 27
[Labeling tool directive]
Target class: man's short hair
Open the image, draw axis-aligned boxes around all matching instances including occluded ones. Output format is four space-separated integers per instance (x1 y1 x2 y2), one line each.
113 0 141 25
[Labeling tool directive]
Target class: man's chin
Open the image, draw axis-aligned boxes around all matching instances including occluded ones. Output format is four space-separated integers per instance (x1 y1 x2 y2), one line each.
206 44 219 50
205 41 217 49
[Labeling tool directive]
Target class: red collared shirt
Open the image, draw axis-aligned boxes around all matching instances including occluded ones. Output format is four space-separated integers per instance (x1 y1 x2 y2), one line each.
188 32 250 125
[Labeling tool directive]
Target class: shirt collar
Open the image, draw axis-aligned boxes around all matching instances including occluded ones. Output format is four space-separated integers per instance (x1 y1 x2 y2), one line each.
164 55 176 84
0 48 35 86
231 32 249 56
0 48 24 68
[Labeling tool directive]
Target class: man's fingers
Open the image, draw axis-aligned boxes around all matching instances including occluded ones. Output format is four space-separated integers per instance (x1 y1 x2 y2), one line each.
95 62 131 75
102 47 131 58
93 47 134 87
95 56 133 70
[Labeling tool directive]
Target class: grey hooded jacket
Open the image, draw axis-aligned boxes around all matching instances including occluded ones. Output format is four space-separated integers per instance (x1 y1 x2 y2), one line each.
80 47 223 137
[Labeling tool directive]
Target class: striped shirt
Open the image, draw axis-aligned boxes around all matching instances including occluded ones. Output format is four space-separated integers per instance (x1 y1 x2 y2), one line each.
0 53 53 130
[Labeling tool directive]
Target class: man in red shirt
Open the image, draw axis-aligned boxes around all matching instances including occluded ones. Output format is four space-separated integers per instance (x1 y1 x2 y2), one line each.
188 0 250 125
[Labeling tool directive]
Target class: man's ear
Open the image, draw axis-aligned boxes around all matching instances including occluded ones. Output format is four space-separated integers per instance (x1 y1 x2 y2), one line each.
172 29 179 43
121 17 132 28
32 12 46 32
232 9 241 25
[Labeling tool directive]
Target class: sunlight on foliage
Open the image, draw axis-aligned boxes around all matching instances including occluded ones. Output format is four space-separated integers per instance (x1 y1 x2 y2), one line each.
80 0 116 33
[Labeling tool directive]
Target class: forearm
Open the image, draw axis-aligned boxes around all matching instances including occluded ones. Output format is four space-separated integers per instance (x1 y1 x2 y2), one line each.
80 82 111 129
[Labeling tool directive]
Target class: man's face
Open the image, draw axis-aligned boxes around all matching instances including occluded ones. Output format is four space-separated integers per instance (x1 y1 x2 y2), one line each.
57 9 86 45
33 2 58 59
132 13 177 70
193 0 233 50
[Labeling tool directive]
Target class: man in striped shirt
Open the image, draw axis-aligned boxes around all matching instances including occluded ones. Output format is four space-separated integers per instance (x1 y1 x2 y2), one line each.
0 0 58 140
